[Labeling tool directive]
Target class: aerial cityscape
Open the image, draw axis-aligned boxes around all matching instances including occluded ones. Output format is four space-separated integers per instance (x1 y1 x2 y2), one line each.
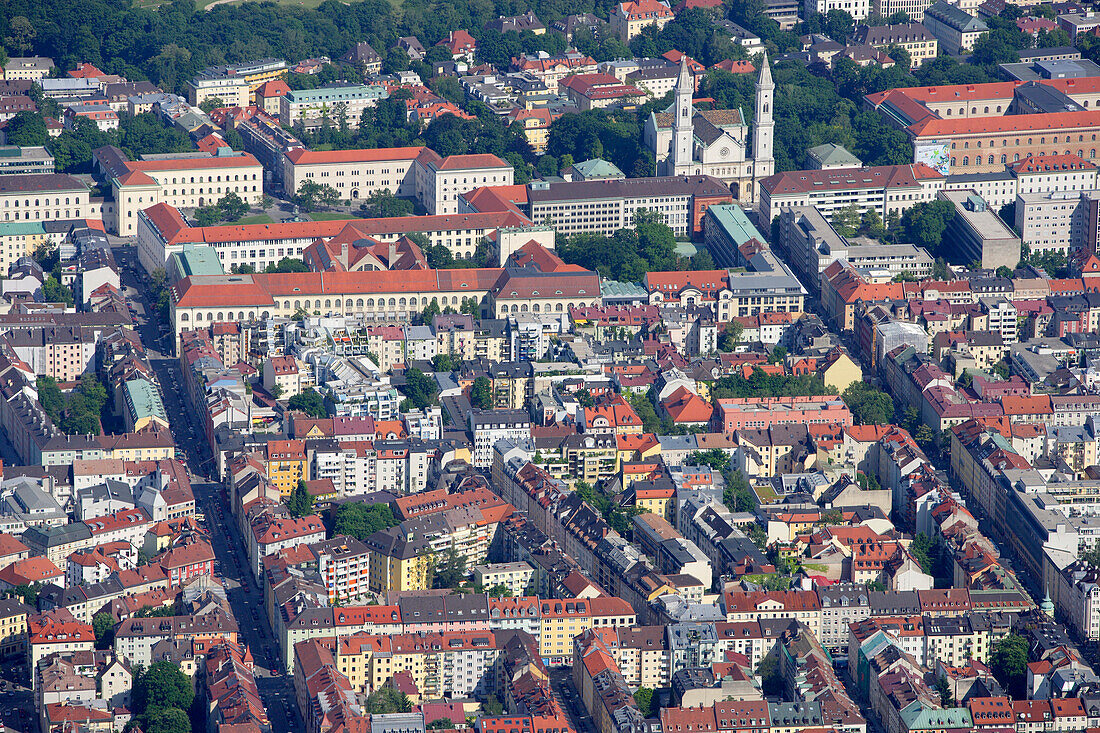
5 0 1100 732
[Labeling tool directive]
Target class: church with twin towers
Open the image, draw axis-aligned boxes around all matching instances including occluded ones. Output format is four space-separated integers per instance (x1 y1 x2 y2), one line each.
643 54 774 203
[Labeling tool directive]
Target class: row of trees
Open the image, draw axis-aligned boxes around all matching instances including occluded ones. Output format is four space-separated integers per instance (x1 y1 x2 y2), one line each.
555 210 699 282
7 110 192 174
193 192 250 227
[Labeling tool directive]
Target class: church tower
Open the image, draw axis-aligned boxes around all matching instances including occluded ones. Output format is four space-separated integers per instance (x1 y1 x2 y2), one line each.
671 55 694 175
752 53 774 180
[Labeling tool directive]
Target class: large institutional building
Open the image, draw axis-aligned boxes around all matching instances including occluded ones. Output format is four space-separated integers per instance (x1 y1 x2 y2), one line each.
643 55 774 203
866 77 1100 175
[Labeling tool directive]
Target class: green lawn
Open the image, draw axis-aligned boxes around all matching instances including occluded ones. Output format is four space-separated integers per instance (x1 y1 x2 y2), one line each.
237 214 274 225
307 211 358 221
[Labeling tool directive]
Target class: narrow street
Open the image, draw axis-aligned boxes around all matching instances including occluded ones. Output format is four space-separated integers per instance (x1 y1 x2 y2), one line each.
114 242 300 733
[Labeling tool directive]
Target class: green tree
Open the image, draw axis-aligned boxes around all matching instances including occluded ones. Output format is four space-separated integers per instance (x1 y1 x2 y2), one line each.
217 192 248 222
143 708 190 733
265 257 310 273
7 583 39 607
718 321 744 352
431 548 468 589
935 674 954 707
400 368 438 409
198 97 225 113
193 206 222 227
485 583 512 597
287 479 315 518
899 199 956 259
333 502 398 540
723 469 756 512
431 353 461 372
842 382 894 425
990 633 1028 697
292 180 341 212
133 661 194 714
5 111 49 147
43 276 74 306
36 376 65 421
5 16 36 54
361 189 414 218
470 376 492 409
628 392 660 434
93 612 115 649
634 687 656 717
287 388 326 418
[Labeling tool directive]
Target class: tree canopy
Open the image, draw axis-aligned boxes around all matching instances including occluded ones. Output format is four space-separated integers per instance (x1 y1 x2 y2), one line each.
287 388 327 418
333 502 398 540
287 479 315 518
133 661 194 714
842 382 894 425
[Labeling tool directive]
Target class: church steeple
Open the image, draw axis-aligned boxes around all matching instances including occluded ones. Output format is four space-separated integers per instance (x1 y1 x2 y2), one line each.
671 55 694 175
752 53 774 181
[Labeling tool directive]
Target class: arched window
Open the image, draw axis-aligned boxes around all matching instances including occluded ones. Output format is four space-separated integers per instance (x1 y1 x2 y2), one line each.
988 155 994 164
962 156 969 165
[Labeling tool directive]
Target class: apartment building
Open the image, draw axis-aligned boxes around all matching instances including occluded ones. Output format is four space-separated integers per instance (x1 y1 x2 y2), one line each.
776 206 934 292
3 57 53 82
97 146 263 235
0 174 95 224
279 85 388 129
758 163 945 227
470 409 532 468
186 58 288 108
852 23 938 67
1015 190 1097 254
806 0 871 22
312 536 372 605
711 396 853 433
610 0 673 42
139 202 532 272
527 175 733 238
922 1 989 55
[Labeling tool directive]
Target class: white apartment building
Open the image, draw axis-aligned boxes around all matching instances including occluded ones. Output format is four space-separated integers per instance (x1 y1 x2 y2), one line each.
469 409 532 468
806 0 870 21
279 85 389 129
472 561 536 596
1014 190 1094 254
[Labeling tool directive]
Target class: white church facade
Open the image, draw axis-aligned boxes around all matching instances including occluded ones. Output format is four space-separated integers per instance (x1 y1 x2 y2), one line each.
643 54 774 203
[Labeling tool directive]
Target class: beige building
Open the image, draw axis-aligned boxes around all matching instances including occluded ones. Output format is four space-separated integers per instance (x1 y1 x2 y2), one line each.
0 599 30 660
3 57 53 81
282 146 422 201
100 147 264 235
852 23 938 67
186 58 288 109
610 0 673 42
0 174 95 224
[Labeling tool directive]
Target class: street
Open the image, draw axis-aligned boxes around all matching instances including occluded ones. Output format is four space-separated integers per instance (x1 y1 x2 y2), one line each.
115 242 300 733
